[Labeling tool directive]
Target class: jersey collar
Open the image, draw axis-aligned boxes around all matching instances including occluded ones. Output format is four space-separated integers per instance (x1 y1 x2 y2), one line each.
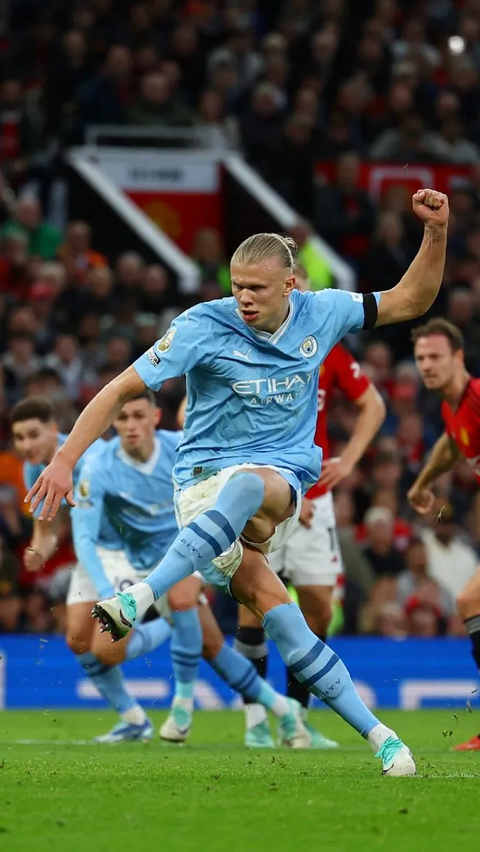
234 298 294 345
117 435 161 475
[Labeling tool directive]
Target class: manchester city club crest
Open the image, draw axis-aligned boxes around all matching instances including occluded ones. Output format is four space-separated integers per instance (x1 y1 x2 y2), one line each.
299 336 318 358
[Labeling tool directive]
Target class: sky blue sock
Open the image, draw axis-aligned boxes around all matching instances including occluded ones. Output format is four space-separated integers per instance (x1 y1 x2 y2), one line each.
263 603 380 737
125 617 172 661
144 473 264 600
170 608 202 700
210 642 282 712
77 651 136 715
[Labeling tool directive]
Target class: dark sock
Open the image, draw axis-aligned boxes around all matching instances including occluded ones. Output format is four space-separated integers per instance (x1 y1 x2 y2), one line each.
234 626 268 704
286 634 326 710
465 615 480 669
465 616 480 734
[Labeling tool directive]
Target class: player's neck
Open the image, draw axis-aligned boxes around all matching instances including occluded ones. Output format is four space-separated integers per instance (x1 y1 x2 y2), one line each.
125 436 156 463
442 370 470 408
263 301 291 334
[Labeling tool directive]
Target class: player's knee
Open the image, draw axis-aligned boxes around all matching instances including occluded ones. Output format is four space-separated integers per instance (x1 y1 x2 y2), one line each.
66 630 91 656
167 587 197 612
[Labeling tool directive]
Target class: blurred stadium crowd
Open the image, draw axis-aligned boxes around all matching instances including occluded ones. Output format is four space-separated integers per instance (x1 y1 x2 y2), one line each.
0 0 479 638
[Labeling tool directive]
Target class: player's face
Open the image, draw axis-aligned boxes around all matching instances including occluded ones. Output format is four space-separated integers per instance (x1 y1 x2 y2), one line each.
12 418 57 465
114 399 160 452
414 335 463 391
230 259 295 332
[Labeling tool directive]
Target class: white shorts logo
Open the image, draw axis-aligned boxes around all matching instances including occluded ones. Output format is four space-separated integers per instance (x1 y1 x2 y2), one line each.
300 336 318 358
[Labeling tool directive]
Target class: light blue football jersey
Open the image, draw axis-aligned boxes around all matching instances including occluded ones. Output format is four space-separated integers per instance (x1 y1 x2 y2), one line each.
71 430 181 573
134 288 379 492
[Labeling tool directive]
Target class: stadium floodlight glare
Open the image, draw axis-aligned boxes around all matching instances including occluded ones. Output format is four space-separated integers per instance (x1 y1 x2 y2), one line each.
448 35 465 55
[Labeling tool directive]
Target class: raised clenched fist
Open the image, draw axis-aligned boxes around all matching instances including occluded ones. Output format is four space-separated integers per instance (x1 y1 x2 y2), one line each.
412 189 449 228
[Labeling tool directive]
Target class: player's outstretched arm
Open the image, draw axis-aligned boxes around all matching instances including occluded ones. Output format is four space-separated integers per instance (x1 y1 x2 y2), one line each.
407 431 460 514
375 189 448 327
25 366 146 521
24 516 61 572
319 385 386 489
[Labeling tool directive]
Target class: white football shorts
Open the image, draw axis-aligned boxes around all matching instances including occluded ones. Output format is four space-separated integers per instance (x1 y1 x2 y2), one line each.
268 491 343 587
174 463 302 592
67 546 146 605
67 546 206 615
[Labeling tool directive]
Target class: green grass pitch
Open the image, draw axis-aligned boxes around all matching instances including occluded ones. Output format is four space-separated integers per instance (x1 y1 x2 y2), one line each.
0 709 479 852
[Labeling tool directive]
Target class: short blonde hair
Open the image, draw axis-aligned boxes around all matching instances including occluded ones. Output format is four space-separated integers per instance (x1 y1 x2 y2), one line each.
231 233 297 272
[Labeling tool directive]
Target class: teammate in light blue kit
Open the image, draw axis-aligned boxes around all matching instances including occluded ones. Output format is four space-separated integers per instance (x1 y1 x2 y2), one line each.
11 396 169 743
28 188 449 775
73 390 312 747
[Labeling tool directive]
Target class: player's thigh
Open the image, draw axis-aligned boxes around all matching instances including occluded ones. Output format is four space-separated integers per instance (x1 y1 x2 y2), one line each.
295 584 334 635
238 602 263 629
242 467 295 543
231 545 292 621
456 565 480 617
199 602 225 659
65 602 96 654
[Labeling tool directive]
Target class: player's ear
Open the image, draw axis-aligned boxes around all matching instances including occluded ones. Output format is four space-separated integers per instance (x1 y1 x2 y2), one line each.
154 406 162 427
284 276 295 296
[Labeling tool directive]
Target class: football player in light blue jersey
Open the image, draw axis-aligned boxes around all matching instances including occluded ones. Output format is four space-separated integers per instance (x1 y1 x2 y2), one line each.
12 396 168 743
74 391 311 747
28 188 449 775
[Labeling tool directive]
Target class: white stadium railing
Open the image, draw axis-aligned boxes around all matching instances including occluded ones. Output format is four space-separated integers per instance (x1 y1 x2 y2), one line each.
66 148 200 294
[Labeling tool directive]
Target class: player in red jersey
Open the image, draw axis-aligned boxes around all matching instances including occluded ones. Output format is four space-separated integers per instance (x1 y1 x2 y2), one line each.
236 265 386 748
408 318 480 751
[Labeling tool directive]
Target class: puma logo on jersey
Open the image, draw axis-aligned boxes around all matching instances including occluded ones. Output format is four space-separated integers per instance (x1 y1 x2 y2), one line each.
232 349 252 362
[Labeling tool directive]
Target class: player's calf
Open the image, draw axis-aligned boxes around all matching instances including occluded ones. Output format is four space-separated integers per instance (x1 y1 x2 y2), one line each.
456 569 480 675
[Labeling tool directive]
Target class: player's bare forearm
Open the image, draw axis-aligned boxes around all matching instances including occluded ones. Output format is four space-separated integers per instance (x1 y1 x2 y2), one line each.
413 432 459 490
31 517 59 562
57 366 146 469
341 386 386 471
375 190 449 326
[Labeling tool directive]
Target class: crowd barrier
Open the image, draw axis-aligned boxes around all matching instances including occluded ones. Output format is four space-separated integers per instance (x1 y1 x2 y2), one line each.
1 636 478 710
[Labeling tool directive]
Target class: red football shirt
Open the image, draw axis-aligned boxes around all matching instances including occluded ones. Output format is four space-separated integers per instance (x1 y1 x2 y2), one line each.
308 343 371 499
441 377 480 482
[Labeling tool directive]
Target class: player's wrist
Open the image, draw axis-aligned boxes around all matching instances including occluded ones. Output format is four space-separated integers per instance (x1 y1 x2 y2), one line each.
26 546 45 563
424 222 447 239
56 444 78 469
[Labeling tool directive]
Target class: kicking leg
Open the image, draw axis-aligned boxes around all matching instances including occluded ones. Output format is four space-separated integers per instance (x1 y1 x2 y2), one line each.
93 469 271 638
92 467 295 640
231 547 416 776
